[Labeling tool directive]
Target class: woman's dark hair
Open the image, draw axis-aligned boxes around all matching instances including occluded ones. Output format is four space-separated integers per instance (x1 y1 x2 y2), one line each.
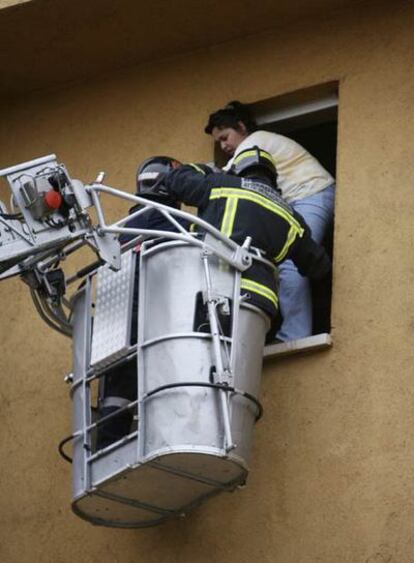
204 100 258 135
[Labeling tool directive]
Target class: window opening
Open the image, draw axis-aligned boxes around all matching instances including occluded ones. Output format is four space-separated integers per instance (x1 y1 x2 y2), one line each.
212 83 338 353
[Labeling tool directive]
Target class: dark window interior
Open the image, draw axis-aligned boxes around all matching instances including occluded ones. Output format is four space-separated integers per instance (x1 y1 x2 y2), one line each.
263 115 337 335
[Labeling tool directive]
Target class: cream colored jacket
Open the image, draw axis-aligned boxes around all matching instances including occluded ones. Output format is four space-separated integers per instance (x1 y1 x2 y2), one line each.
223 130 334 203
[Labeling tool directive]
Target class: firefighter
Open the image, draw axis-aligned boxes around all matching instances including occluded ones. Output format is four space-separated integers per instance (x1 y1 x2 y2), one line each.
96 157 189 449
143 147 331 333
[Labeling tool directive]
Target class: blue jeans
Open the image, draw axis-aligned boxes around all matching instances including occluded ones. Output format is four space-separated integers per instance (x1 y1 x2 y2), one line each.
276 184 335 341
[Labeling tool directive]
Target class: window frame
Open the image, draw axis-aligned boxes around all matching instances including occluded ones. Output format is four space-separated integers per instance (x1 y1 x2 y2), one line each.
250 83 338 359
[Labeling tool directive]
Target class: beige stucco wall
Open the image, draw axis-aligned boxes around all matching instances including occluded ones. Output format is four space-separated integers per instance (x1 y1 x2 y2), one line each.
1 1 414 561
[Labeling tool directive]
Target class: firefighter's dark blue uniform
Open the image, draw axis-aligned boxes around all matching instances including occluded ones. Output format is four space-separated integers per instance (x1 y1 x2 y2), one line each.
163 165 330 322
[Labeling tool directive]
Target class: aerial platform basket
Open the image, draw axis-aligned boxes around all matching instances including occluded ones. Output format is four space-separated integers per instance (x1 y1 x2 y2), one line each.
0 154 274 528
71 238 270 528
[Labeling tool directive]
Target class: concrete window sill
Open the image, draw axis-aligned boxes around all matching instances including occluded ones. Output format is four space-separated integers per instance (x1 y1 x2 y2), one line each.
263 333 332 361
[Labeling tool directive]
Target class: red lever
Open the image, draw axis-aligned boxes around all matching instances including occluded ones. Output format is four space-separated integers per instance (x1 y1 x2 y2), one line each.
44 190 63 210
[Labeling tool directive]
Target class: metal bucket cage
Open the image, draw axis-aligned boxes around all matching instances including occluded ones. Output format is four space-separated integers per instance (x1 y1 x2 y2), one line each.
0 156 274 528
69 239 270 527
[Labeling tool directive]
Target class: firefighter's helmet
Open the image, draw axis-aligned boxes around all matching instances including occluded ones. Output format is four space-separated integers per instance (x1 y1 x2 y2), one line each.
136 156 181 199
230 146 277 186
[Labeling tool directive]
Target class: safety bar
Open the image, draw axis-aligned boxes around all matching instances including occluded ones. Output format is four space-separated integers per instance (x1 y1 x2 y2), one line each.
88 183 254 273
0 154 57 177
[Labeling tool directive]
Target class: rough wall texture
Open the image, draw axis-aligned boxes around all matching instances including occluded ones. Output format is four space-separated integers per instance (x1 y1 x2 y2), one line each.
1 1 414 562
0 0 374 97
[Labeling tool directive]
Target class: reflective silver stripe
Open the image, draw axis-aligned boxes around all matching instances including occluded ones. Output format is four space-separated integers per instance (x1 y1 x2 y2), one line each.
138 171 159 181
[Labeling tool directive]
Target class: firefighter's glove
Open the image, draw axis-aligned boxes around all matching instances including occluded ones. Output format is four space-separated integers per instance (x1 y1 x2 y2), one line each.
291 237 331 280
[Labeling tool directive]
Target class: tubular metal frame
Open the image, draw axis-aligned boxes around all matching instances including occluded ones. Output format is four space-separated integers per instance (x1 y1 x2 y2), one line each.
0 158 276 527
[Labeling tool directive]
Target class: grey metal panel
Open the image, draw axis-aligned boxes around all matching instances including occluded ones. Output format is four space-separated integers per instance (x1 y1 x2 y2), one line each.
72 492 165 527
141 242 206 339
102 461 217 511
73 451 247 527
90 250 136 369
141 242 236 341
0 154 57 177
71 282 92 499
140 240 267 474
0 155 97 272
150 452 246 484
0 155 75 249
90 436 139 486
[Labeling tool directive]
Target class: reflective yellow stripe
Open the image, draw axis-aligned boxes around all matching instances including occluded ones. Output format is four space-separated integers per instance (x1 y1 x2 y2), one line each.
210 187 304 233
241 278 278 309
210 187 305 264
188 163 206 175
220 196 238 237
233 149 275 166
274 225 299 262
